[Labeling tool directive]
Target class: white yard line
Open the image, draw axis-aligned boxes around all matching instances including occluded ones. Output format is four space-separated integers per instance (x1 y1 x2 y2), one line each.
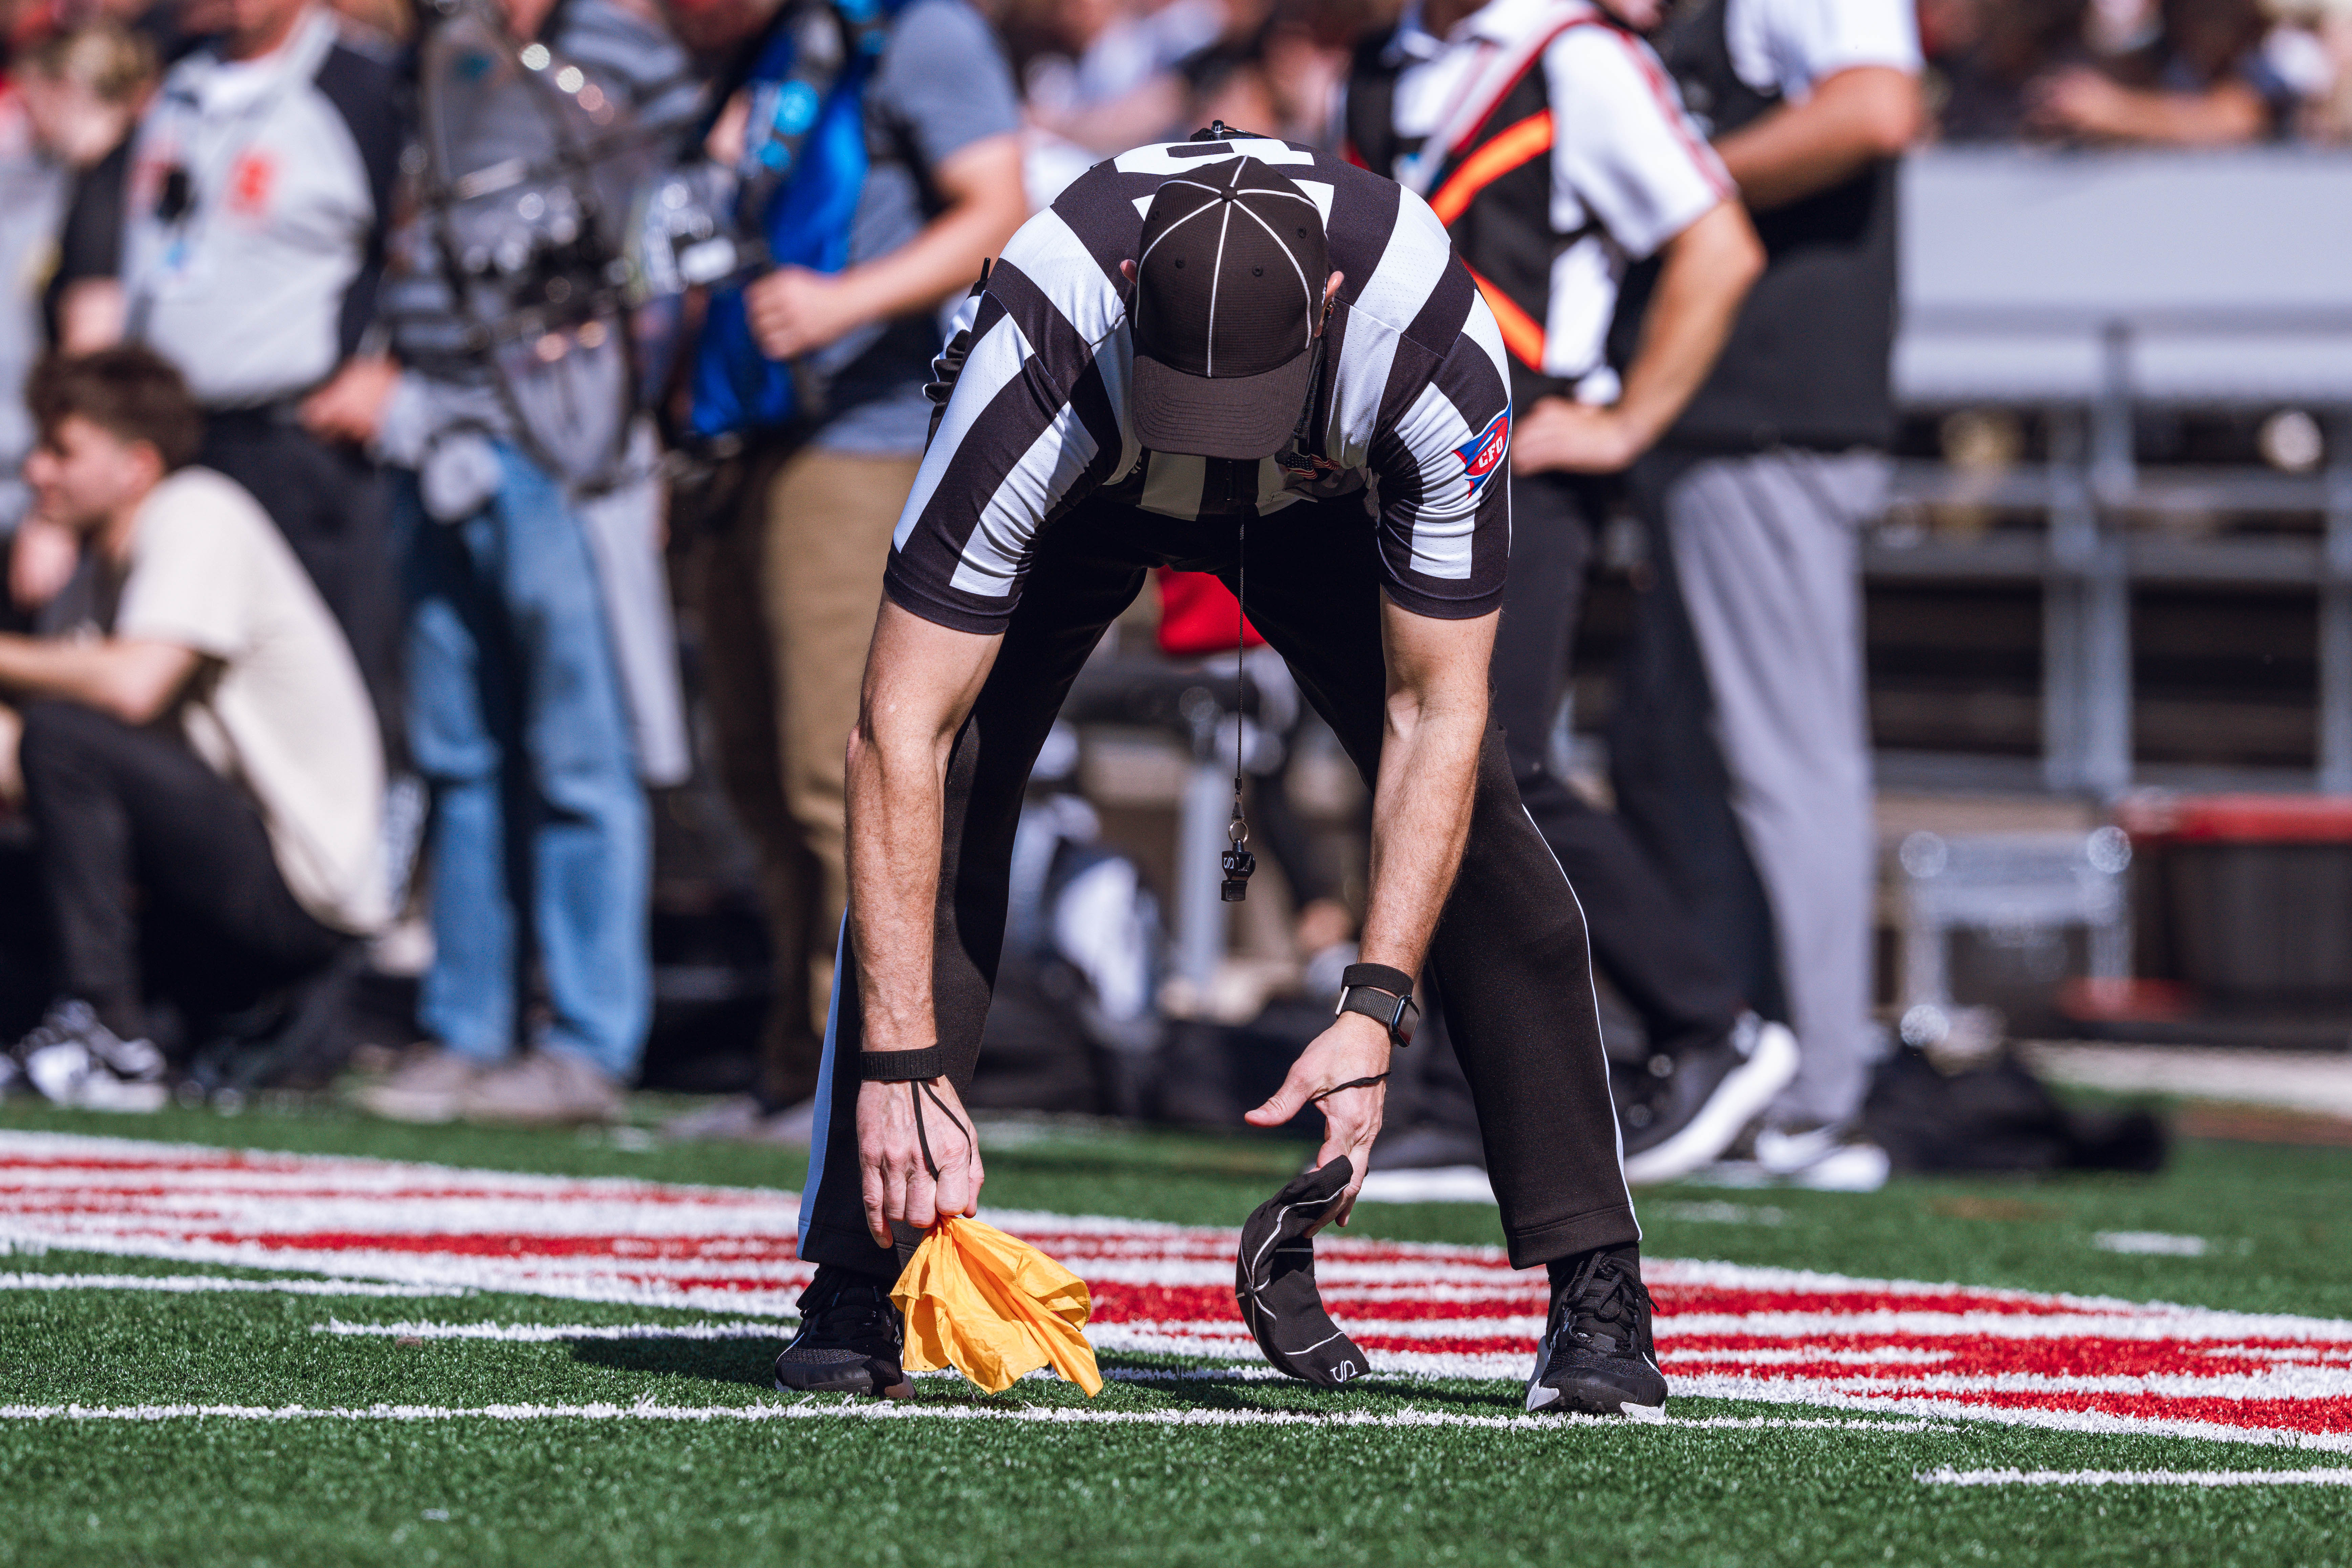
317 1319 791 1342
0 1273 466 1299
0 1399 1944 1434
1668 1376 2352 1455
1919 1466 2352 1488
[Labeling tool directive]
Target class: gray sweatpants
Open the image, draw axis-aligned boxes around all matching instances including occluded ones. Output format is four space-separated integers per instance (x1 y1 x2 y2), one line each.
1658 449 1887 1126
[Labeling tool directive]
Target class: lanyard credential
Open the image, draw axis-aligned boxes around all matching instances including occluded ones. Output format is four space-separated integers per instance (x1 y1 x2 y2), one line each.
129 21 327 339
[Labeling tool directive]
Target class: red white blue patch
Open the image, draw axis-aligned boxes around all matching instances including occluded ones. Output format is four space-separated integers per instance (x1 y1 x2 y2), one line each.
1456 408 1509 495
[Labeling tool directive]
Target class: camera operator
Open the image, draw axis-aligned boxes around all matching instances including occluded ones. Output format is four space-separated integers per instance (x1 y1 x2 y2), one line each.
662 0 1026 1142
347 0 703 1126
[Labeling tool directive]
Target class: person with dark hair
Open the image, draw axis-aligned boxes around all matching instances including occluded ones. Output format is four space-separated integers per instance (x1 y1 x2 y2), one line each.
2023 0 2302 143
0 346 385 1110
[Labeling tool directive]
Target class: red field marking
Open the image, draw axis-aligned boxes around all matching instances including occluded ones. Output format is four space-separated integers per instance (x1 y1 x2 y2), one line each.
4 1130 2348 1448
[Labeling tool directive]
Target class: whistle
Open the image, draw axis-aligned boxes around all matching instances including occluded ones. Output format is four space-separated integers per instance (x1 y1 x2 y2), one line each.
1220 844 1257 903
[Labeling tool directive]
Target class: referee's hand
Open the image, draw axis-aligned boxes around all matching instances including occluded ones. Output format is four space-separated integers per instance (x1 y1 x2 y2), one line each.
857 1076 985 1250
1246 1011 1392 1232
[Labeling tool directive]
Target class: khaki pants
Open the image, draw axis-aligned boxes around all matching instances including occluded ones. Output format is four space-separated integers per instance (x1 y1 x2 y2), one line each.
695 445 921 1107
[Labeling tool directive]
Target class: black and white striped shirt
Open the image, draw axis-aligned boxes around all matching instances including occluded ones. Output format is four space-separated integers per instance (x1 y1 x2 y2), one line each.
884 134 1514 636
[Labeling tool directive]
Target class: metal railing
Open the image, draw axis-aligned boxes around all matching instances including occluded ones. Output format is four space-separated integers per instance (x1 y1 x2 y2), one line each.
1883 150 2352 795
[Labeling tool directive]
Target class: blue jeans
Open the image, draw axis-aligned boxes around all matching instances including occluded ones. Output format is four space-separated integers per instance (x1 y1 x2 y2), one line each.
398 447 650 1078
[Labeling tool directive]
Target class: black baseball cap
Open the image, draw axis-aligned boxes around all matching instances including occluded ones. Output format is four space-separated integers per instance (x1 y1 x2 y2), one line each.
1129 157 1331 461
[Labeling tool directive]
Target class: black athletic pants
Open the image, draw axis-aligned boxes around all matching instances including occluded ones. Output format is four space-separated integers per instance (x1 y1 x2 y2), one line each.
800 497 1639 1278
200 412 401 753
1609 454 1788 1025
17 702 343 1043
1488 473 1746 1060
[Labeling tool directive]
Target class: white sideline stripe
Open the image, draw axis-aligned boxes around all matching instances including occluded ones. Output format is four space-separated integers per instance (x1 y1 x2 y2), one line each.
1919 1467 2352 1488
0 1272 466 1299
0 1400 1945 1434
317 1319 792 1342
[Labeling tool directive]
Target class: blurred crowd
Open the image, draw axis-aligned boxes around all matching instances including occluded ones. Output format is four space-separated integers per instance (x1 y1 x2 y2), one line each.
0 0 2335 1145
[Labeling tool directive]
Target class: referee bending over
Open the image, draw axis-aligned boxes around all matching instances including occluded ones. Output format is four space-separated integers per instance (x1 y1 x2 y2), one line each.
779 129 1662 1417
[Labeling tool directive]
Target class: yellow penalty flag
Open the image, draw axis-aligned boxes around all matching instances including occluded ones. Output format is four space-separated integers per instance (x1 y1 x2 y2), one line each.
890 1214 1105 1397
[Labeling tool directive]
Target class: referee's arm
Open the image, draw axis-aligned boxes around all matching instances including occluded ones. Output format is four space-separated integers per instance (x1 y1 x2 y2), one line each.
844 601 1000 1248
1245 596 1500 1226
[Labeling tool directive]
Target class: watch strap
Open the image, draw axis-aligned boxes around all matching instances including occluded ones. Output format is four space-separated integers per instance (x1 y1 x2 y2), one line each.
1340 962 1416 999
1337 985 1418 1047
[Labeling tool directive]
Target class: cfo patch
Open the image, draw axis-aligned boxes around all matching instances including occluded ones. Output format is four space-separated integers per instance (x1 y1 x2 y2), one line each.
1456 408 1509 496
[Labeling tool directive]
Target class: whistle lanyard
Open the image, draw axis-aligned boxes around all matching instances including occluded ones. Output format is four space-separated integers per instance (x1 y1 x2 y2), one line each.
1222 517 1256 901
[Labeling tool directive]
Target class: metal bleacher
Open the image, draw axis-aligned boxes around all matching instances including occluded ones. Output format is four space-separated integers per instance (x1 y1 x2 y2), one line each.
1878 147 2352 796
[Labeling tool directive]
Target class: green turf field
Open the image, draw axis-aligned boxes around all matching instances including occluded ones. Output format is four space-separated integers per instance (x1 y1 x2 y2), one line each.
1 1096 2347 1567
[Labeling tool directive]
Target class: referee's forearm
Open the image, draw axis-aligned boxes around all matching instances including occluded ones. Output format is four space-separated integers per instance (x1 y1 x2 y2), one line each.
844 602 1004 1055
844 719 948 1054
1357 670 1488 983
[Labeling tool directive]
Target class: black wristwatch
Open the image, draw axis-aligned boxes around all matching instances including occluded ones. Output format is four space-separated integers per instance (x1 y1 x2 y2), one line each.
1335 962 1419 1048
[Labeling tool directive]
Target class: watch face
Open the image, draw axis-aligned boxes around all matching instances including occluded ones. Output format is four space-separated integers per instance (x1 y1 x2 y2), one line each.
1393 997 1418 1047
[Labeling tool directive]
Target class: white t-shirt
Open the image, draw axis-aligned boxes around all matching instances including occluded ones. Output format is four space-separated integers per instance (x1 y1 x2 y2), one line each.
1724 0 1922 103
1385 0 1730 395
112 467 387 934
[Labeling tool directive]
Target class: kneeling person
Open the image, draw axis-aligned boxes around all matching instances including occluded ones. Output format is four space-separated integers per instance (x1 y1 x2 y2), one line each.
0 348 386 1096
781 131 1661 1417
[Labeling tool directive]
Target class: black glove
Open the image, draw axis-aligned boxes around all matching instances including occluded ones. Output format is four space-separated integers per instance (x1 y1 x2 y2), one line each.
1234 1156 1371 1387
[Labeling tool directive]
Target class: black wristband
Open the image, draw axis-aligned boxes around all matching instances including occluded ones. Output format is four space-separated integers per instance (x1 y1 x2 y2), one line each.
1341 963 1416 1000
857 1045 954 1082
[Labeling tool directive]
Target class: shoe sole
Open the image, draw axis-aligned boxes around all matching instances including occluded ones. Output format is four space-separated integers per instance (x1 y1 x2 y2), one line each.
773 1361 913 1399
1525 1376 1668 1418
772 1375 915 1399
1621 1023 1801 1187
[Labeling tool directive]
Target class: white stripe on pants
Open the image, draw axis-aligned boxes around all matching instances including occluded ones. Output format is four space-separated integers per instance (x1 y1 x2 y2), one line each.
1661 450 1887 1125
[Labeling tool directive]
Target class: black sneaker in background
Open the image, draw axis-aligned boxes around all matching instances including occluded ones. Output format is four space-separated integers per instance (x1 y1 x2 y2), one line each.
1525 1247 1667 1417
773 1265 911 1398
13 999 167 1113
1618 1013 1798 1187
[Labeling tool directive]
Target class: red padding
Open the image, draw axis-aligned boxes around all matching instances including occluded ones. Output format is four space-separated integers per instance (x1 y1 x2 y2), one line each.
2117 793 2352 843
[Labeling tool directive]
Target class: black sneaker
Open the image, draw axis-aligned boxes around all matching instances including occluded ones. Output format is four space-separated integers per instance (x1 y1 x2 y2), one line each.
13 1000 167 1113
1525 1248 1667 1416
773 1265 911 1398
1618 1013 1798 1186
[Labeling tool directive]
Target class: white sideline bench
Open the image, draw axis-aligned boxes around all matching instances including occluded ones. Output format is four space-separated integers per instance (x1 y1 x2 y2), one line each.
1878 148 2352 795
